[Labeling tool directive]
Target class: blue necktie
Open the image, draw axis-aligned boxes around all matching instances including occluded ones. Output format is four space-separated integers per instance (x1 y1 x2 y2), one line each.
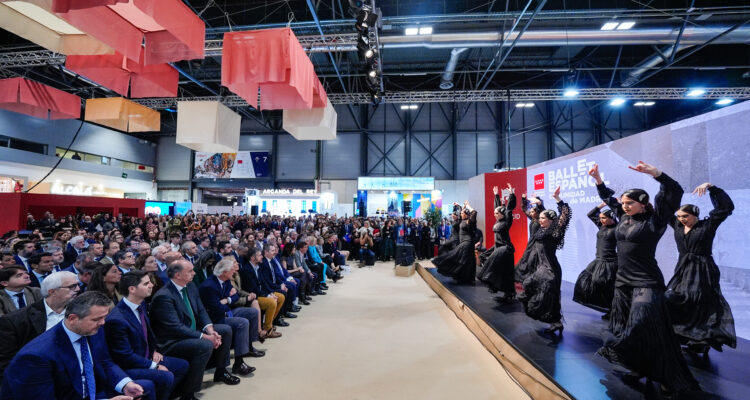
78 336 96 399
15 293 26 309
223 281 233 318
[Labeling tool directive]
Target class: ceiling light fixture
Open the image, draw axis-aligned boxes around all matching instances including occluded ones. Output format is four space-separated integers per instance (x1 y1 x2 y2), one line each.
405 27 418 35
563 88 579 97
609 98 626 107
600 22 619 31
616 21 636 30
686 88 706 97
515 102 534 108
419 26 433 35
633 101 655 106
716 98 734 106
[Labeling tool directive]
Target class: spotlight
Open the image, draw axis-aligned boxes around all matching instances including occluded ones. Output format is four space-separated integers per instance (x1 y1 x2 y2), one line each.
405 27 419 35
368 70 377 78
633 101 655 106
600 22 619 30
418 26 433 35
370 91 383 106
609 98 626 107
355 5 378 32
357 35 375 59
686 88 706 97
563 88 579 97
716 98 734 106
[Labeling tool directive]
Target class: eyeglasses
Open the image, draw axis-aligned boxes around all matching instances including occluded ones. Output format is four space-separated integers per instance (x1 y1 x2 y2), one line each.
60 283 80 290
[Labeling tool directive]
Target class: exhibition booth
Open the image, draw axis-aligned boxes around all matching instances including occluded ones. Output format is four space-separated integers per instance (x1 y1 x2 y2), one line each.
355 177 443 218
244 189 336 217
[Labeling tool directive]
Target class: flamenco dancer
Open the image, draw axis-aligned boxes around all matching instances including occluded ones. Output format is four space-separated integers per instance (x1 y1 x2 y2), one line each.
477 184 517 302
573 202 618 319
516 186 571 336
434 201 478 284
515 194 545 283
437 203 462 256
590 162 699 395
665 182 736 357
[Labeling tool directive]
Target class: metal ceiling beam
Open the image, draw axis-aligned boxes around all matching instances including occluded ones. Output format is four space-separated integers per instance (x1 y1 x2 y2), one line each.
132 87 750 109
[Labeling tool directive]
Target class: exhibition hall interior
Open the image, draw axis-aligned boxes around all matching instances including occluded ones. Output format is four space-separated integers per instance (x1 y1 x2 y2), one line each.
1 1 749 399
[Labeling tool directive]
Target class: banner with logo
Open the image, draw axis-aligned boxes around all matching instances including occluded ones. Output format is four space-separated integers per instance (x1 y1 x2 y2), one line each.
194 151 270 179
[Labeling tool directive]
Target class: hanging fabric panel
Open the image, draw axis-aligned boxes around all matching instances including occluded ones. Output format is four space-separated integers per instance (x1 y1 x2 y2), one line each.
66 53 178 98
222 27 320 110
0 0 113 55
52 0 205 65
283 100 337 140
0 77 81 119
176 101 241 153
84 97 159 132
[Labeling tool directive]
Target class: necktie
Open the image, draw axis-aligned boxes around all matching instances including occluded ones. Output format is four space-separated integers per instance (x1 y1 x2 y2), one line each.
269 261 276 282
223 282 234 318
16 293 26 308
137 304 150 358
180 288 197 330
78 336 96 399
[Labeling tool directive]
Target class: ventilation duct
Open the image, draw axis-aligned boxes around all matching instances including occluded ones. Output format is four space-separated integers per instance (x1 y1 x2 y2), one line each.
621 44 692 87
440 48 468 90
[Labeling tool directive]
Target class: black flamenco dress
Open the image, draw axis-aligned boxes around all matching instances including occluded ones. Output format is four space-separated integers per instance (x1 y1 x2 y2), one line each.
434 210 478 283
665 185 736 352
595 173 699 392
478 193 517 296
573 206 618 312
437 210 461 256
515 197 544 283
516 200 571 323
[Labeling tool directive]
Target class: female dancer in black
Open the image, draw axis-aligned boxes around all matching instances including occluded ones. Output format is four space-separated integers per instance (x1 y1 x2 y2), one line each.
590 162 699 395
517 186 571 335
434 201 478 283
666 182 736 357
515 194 545 283
573 202 618 319
437 203 462 256
478 184 517 302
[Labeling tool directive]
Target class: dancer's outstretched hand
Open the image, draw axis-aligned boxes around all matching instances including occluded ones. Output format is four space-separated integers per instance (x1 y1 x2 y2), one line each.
692 182 713 197
588 164 603 184
507 183 514 193
553 186 561 201
628 160 661 177
492 186 499 195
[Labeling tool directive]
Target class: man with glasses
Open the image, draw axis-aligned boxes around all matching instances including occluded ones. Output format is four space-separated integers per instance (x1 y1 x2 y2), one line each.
0 271 80 381
115 250 137 275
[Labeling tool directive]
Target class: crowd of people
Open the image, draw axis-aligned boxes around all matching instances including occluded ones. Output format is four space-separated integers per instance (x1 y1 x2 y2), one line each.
435 161 735 398
0 211 444 399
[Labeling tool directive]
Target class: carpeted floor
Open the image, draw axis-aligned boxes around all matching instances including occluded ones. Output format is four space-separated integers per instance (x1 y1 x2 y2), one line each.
195 261 530 399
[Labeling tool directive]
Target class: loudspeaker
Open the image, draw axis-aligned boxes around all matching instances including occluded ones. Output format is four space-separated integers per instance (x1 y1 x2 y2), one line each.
250 205 259 215
395 243 415 266
358 201 366 217
403 201 412 213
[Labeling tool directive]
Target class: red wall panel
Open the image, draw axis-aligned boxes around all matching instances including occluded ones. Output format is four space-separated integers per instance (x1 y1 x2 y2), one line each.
482 169 528 264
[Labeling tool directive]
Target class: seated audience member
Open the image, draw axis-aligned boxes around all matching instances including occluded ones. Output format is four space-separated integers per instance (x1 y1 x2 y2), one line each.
181 241 200 265
295 242 324 296
62 235 87 268
138 242 153 258
281 244 311 305
135 254 166 296
28 252 54 288
152 245 170 274
100 241 120 266
229 244 269 339
149 259 240 400
88 263 124 304
197 237 211 255
88 242 105 261
169 233 181 252
199 258 263 374
66 252 97 290
0 252 17 269
46 246 64 272
12 240 35 272
0 267 42 315
259 244 294 325
306 237 333 288
0 271 79 381
1 291 154 399
105 270 189 400
238 248 283 339
115 249 137 275
193 250 216 286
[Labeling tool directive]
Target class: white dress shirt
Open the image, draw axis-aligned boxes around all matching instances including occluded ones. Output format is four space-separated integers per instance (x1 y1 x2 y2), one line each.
44 300 65 331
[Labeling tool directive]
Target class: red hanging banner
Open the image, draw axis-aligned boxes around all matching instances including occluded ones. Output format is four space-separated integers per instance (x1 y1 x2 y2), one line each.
0 77 81 119
52 0 204 65
66 53 178 98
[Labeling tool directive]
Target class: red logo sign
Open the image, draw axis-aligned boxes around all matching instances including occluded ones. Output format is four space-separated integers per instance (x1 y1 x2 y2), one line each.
534 173 545 190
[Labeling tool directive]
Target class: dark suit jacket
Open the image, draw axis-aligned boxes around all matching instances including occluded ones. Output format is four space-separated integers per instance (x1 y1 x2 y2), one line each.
61 247 79 269
259 258 282 292
0 300 47 381
27 271 46 288
104 300 157 370
149 281 213 351
198 275 238 324
12 256 29 273
1 322 127 400
238 262 270 297
0 287 42 316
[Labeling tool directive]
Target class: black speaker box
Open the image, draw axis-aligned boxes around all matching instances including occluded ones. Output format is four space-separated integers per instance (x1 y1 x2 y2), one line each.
250 205 259 215
395 243 415 266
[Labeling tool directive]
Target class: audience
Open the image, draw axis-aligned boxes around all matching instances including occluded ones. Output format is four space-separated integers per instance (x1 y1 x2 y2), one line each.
0 210 446 399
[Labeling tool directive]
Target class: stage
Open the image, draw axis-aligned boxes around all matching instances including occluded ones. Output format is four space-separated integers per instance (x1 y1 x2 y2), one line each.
418 265 750 400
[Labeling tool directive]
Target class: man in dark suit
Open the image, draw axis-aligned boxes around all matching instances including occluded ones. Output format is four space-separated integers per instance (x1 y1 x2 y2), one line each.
27 252 54 288
62 236 87 269
0 271 79 381
259 244 294 326
0 267 42 316
149 259 239 400
11 240 35 273
199 258 262 375
238 248 284 337
1 291 153 399
267 244 302 315
105 271 188 400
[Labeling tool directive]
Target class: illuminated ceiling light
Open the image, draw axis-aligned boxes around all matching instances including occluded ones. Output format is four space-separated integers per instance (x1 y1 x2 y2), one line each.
616 21 636 30
368 70 377 78
409 105 418 109
563 88 579 97
686 88 706 97
418 26 433 35
400 105 409 110
516 102 534 108
600 22 619 30
633 101 655 106
609 98 626 107
716 98 734 106
405 27 419 35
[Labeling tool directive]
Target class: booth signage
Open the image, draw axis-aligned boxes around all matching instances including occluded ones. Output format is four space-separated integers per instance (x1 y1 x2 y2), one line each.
50 182 122 198
357 177 435 191
261 189 317 195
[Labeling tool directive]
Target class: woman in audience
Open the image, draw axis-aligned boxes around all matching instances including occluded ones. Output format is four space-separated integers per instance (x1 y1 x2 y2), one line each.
134 254 165 297
88 262 123 304
281 244 311 303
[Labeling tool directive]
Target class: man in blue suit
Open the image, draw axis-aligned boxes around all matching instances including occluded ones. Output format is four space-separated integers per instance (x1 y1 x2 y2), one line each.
1 291 154 400
259 244 295 325
11 240 35 273
105 271 188 400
